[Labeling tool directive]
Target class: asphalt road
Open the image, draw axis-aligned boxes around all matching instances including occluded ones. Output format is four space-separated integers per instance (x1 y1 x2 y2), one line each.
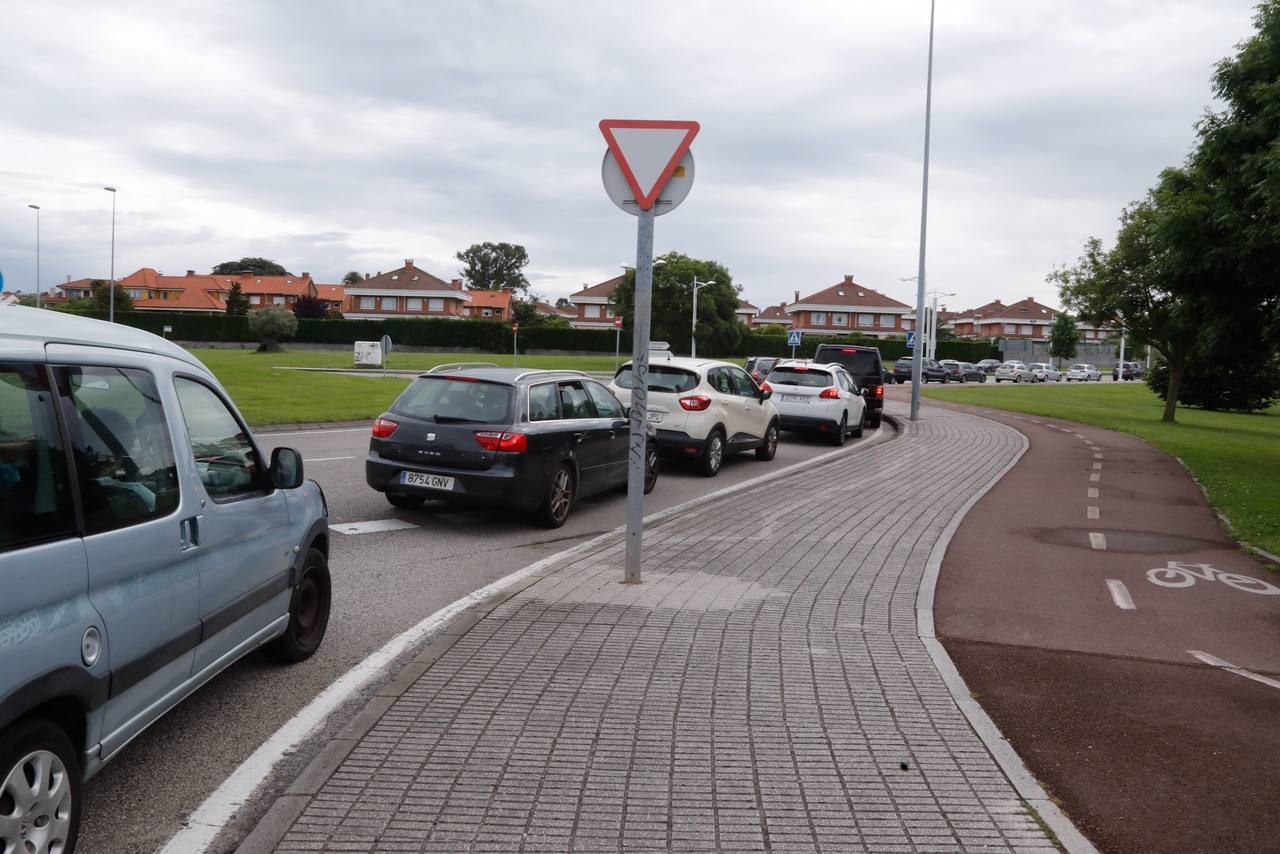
78 420 880 854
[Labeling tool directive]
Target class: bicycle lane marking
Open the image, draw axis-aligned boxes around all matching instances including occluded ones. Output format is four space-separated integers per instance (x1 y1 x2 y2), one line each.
1188 650 1280 692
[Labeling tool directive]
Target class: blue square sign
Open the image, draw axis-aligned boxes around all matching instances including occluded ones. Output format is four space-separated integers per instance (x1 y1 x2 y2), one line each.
906 331 916 349
787 330 802 347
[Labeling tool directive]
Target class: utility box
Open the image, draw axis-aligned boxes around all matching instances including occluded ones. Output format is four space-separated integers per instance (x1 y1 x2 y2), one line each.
354 341 382 367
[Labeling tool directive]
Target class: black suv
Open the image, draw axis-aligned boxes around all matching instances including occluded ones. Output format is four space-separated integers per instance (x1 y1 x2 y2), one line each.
366 368 656 528
811 344 885 428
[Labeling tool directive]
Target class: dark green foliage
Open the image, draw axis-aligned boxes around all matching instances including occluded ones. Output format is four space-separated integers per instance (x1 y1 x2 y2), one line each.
610 252 742 356
212 258 290 276
291 296 331 320
1146 355 1280 413
1049 313 1079 365
224 281 250 316
456 243 530 293
91 280 133 313
342 271 363 286
248 305 298 352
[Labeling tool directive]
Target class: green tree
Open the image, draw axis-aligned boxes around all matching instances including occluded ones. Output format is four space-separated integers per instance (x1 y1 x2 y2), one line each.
224 281 250 316
1048 312 1079 368
248 305 298 352
342 271 363 286
91 280 133 313
456 242 530 293
610 252 742 357
756 323 786 336
291 296 330 319
212 257 290 276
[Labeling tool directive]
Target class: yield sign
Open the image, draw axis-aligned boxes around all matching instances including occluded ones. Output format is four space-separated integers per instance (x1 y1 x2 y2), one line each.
599 120 700 210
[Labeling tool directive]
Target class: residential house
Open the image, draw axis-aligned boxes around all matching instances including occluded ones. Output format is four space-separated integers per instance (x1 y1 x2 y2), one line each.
786 276 912 338
221 272 315 309
535 301 578 321
314 283 346 314
462 289 513 320
754 303 793 329
950 296 1057 340
343 260 470 319
567 276 621 329
736 299 760 328
947 300 1006 338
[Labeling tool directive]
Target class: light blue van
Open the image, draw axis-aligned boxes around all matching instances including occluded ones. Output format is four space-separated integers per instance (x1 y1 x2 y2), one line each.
0 308 331 853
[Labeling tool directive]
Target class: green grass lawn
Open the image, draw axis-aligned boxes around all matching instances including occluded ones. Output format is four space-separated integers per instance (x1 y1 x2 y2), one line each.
189 348 625 427
923 383 1280 559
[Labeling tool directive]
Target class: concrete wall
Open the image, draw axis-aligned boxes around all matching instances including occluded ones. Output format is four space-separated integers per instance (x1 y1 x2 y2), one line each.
1002 338 1125 367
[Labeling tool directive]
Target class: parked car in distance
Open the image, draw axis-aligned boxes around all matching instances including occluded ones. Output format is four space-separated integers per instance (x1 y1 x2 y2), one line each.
1028 363 1062 382
811 344 886 428
892 357 951 383
976 358 1003 374
744 356 780 383
1 308 331 854
762 360 866 445
1066 363 1102 382
994 360 1035 382
1119 361 1144 380
939 359 970 383
958 362 987 382
367 368 656 527
610 357 778 477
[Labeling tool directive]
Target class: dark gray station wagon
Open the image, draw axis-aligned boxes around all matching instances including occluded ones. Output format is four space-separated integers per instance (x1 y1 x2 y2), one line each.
366 367 657 527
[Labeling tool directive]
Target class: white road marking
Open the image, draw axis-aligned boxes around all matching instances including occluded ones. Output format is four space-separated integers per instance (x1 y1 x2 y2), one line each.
1093 452 1103 460
331 519 418 535
1087 506 1100 520
1188 650 1280 691
164 423 894 854
1084 439 1096 446
258 426 371 438
1088 487 1099 499
304 456 357 463
1074 433 1086 439
1090 473 1101 482
1028 419 1041 424
1089 532 1107 550
1106 579 1136 610
1092 462 1103 470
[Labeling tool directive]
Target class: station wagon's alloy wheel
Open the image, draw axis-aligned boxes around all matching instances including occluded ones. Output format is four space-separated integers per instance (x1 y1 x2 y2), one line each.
0 719 80 854
701 430 725 477
644 443 659 494
756 422 779 460
538 464 575 528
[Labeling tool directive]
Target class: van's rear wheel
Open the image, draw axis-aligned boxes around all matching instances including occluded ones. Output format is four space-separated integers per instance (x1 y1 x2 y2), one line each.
0 718 80 854
267 549 331 663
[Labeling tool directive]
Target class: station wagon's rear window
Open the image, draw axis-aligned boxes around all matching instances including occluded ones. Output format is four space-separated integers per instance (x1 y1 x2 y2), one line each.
768 367 833 388
393 377 513 425
613 365 699 394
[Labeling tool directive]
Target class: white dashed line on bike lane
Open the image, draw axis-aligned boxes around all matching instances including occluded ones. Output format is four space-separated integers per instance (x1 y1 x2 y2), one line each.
1106 580 1136 610
1188 650 1280 692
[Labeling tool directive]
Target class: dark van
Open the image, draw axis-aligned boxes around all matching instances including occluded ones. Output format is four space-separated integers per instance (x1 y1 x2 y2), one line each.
811 344 885 428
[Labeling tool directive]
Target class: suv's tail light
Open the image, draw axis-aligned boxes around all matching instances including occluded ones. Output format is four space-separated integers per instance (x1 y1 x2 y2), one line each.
751 370 761 380
679 395 712 412
760 382 773 394
474 431 528 452
818 388 841 399
372 418 399 439
875 385 885 398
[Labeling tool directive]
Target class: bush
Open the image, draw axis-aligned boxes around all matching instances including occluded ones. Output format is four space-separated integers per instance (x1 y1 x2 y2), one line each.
248 306 298 352
1146 356 1280 412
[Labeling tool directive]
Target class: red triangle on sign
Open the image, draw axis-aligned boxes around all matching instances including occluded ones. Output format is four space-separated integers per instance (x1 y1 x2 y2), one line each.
599 119 700 210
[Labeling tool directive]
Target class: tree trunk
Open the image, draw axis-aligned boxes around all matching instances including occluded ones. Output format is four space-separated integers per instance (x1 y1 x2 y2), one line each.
1162 361 1185 422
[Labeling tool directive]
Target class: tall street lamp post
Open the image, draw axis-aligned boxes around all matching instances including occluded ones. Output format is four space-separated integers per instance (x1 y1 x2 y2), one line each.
27 205 40 309
690 276 716 358
927 290 954 360
104 186 117 322
910 0 937 422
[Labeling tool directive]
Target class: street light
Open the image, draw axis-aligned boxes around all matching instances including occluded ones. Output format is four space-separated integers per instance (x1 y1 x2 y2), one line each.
689 277 716 358
27 205 40 309
909 0 937 422
104 186 117 322
926 290 955 360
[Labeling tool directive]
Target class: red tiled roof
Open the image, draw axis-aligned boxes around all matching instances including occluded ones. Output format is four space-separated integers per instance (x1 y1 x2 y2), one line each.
348 260 462 294
955 299 1005 319
314 284 345 302
571 275 623 299
466 290 513 310
981 297 1057 321
535 301 577 318
219 274 312 297
791 277 911 310
756 304 793 323
737 299 760 312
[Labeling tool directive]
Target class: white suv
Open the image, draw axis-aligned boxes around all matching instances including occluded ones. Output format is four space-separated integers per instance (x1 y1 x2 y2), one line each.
763 360 866 445
609 357 780 476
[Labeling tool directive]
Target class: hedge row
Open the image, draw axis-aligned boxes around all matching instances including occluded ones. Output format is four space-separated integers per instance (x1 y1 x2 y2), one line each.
67 311 1001 362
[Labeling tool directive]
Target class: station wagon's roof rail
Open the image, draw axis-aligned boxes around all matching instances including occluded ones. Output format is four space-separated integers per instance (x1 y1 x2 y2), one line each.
514 369 590 382
427 362 500 374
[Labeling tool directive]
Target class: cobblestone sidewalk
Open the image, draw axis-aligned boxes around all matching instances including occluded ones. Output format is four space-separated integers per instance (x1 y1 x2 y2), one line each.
258 403 1065 852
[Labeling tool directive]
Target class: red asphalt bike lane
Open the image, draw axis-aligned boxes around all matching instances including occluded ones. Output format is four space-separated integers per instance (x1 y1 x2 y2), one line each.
926 398 1280 854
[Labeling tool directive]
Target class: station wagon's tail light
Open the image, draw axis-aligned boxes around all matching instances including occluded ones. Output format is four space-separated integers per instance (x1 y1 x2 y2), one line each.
372 418 399 439
474 431 528 453
818 388 841 399
679 395 712 412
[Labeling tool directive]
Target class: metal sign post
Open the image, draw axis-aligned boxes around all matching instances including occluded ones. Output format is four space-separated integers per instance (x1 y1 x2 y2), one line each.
787 329 802 360
614 314 623 370
600 118 700 584
512 322 519 369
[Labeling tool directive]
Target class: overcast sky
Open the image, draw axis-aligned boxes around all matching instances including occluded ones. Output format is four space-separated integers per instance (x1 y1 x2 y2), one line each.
0 0 1260 313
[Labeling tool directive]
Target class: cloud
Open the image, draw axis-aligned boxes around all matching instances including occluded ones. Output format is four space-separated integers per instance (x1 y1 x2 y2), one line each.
0 0 1259 313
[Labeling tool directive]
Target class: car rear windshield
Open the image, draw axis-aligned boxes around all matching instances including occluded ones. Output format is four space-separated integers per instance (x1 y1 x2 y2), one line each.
813 347 880 377
1070 364 1088 370
392 377 514 424
613 364 700 393
767 367 833 388
895 358 914 367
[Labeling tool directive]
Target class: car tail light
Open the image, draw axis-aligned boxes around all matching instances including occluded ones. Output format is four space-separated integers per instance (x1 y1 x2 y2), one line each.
679 395 712 412
752 370 761 380
818 388 840 399
760 382 773 394
474 431 528 452
372 418 399 439
875 386 884 398
792 365 809 372
841 348 857 352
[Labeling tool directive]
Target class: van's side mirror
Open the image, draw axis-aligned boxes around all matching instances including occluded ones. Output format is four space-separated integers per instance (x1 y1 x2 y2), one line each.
270 447 305 489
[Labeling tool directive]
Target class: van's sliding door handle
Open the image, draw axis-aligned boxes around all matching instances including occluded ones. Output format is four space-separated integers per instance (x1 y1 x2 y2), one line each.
179 516 200 550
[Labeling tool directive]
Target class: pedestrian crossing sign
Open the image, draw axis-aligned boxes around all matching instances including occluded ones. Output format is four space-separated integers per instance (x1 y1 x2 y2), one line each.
787 330 802 347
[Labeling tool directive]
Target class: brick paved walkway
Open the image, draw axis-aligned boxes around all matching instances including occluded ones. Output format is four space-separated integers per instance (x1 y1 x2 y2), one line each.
267 403 1060 852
